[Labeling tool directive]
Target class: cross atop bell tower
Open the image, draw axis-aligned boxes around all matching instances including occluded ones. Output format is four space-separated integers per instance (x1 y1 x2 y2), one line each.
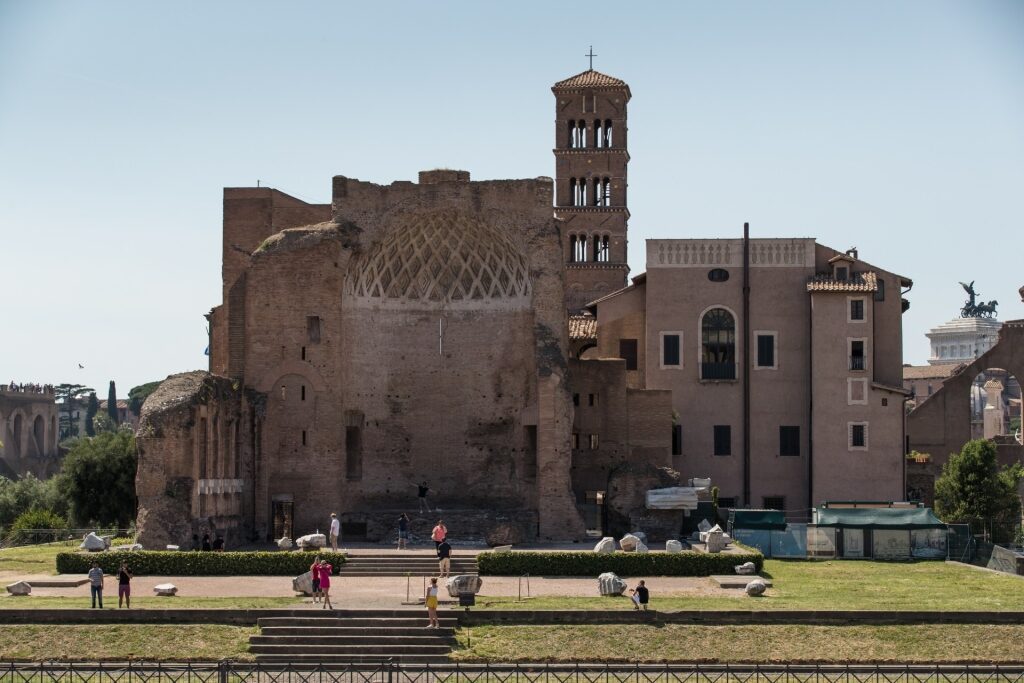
552 66 631 312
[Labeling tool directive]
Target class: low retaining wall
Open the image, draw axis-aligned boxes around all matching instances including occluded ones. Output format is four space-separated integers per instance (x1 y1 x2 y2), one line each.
4 608 1024 626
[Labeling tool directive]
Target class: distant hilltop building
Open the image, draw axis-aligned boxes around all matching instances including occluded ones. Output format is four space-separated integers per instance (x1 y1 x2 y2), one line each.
0 383 60 480
136 68 915 547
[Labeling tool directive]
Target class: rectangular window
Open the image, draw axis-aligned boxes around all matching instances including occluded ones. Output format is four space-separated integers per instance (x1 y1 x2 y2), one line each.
300 385 306 401
779 426 800 456
763 496 786 511
345 426 362 480
619 339 638 371
589 434 599 450
524 426 537 480
849 422 868 450
307 316 322 343
301 346 306 361
756 333 777 369
836 266 849 281
671 424 682 456
849 298 865 322
850 339 866 371
572 393 580 406
713 425 731 456
583 95 596 113
661 333 681 368
718 496 737 508
301 429 307 446
572 433 580 449
588 393 598 407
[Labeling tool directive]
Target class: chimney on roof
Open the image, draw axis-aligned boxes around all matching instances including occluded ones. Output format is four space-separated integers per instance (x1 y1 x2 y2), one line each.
846 247 859 259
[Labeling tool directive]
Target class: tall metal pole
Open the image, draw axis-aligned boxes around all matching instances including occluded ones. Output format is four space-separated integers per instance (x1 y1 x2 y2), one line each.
742 223 751 507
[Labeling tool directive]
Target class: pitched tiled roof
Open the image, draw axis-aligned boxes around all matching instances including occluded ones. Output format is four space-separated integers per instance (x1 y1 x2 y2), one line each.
553 70 627 89
806 271 878 292
902 364 961 380
569 314 597 341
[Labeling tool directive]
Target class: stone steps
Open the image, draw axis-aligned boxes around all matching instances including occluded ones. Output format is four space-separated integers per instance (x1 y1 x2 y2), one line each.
250 615 458 663
339 553 478 577
260 627 456 637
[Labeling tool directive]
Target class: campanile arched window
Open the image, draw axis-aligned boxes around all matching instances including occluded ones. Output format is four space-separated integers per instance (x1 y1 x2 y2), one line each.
701 308 736 380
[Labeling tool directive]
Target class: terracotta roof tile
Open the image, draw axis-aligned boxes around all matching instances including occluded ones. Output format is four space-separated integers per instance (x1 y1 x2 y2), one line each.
553 70 627 89
806 271 878 293
568 315 597 340
902 364 962 380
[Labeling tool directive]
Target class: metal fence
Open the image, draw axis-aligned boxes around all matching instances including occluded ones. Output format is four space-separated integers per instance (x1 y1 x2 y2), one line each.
3 662 1024 683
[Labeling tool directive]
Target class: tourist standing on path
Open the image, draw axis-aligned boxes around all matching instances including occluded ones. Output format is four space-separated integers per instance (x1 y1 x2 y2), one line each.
437 538 452 577
431 520 447 550
201 533 212 551
630 580 649 610
397 513 409 550
329 513 340 552
117 562 132 608
310 556 322 604
88 562 104 609
417 481 431 512
318 559 334 609
425 577 440 628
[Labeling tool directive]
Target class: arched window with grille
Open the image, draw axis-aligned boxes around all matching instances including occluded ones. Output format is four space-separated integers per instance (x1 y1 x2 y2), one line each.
701 307 736 380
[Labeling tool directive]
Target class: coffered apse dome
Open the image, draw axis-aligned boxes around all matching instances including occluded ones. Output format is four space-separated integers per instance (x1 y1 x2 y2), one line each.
345 210 532 309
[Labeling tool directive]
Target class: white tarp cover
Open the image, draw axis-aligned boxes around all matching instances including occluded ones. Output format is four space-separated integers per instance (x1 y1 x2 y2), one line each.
646 487 702 510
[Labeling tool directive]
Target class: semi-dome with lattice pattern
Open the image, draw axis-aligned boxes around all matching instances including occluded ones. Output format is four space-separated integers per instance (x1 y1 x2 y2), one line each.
346 211 532 309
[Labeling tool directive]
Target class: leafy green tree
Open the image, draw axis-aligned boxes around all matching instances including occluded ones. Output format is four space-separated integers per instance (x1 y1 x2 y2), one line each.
91 413 117 434
0 474 66 530
128 381 161 417
934 439 1023 542
107 381 119 425
54 384 94 439
85 392 99 437
9 508 67 544
57 431 137 527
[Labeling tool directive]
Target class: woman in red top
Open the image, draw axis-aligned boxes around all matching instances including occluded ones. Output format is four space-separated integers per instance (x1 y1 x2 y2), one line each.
318 560 333 609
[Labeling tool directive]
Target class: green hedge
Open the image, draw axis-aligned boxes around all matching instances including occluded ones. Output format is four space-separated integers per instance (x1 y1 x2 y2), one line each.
477 550 763 576
56 550 347 576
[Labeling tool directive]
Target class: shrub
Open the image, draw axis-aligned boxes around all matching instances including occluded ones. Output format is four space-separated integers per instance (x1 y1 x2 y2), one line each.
477 549 763 576
56 550 347 576
9 508 68 545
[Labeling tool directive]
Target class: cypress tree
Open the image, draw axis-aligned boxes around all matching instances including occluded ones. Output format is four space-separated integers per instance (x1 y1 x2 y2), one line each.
85 392 98 437
107 381 119 425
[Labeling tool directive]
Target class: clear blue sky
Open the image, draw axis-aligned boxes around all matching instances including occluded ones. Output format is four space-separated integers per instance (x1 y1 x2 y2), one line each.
2 1 1022 394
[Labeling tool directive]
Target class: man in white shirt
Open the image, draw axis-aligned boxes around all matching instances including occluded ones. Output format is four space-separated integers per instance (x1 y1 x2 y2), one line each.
329 513 340 551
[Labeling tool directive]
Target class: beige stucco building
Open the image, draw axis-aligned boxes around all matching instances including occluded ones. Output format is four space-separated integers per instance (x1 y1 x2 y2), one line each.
1 383 60 480
584 241 912 516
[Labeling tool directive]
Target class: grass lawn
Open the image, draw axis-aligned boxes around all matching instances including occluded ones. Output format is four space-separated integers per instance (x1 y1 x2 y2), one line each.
475 559 1024 611
453 624 1024 663
0 625 254 661
0 541 77 575
0 596 304 609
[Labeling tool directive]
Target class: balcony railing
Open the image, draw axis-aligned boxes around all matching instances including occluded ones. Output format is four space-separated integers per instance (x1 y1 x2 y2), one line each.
701 362 737 380
850 356 866 371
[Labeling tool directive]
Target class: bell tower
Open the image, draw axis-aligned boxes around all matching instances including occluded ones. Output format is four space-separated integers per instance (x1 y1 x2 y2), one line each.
552 68 631 312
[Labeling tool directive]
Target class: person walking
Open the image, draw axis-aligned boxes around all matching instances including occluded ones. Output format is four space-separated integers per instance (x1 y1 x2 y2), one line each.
117 562 133 608
425 577 440 628
397 513 409 550
309 555 322 604
417 481 431 512
329 513 340 552
318 559 334 609
431 519 447 550
88 562 104 609
437 537 452 577
630 580 650 610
